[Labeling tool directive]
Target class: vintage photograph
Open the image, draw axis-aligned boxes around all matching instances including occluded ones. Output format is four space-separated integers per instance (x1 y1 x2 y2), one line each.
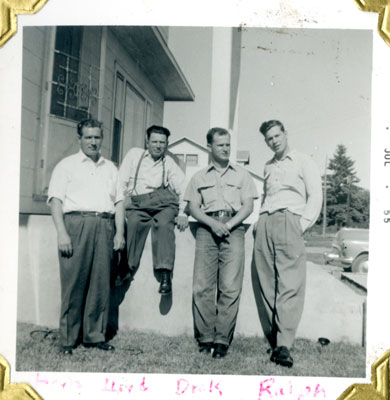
15 25 371 378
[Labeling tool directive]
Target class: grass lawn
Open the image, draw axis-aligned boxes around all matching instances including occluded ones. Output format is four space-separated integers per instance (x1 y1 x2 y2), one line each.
16 322 365 377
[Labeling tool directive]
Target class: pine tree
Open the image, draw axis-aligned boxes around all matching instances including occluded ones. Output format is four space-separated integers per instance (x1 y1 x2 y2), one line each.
321 144 369 229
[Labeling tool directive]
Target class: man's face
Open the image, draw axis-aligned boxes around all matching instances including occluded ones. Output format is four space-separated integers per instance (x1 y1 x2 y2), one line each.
147 132 168 160
79 127 103 160
208 133 231 163
264 126 288 155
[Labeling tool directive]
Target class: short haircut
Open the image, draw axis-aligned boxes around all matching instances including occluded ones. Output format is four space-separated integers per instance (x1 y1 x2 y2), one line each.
146 125 171 139
206 127 230 145
259 120 285 136
77 119 103 137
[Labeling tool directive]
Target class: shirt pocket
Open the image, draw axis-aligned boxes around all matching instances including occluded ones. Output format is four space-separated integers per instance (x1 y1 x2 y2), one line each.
198 177 217 209
224 177 242 209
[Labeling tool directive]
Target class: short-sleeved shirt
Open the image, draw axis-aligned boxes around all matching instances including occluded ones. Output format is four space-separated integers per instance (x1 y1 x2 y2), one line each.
184 162 258 212
260 150 322 230
116 147 186 213
48 150 118 214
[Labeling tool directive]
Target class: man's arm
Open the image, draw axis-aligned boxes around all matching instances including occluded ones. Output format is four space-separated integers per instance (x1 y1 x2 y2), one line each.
225 198 254 231
50 198 72 258
189 200 230 237
114 200 126 251
300 157 323 232
167 156 188 231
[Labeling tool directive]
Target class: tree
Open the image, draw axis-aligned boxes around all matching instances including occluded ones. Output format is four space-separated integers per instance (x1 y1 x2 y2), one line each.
318 144 369 229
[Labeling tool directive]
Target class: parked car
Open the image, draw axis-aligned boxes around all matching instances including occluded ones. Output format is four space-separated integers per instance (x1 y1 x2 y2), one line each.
323 228 369 273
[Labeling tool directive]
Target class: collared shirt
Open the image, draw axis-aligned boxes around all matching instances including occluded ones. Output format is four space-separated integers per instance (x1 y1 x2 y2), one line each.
48 151 118 214
260 150 323 230
184 162 258 212
116 147 186 213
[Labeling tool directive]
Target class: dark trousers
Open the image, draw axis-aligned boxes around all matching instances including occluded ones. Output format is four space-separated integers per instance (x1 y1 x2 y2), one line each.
125 188 179 275
252 210 306 349
59 214 114 347
192 222 245 346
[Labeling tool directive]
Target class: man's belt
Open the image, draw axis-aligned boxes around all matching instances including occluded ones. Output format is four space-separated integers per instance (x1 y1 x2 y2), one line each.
66 211 115 219
206 210 236 218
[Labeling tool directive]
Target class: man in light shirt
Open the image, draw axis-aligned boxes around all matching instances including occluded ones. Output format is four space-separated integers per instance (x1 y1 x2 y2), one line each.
48 119 124 355
115 125 188 295
253 120 322 368
185 128 258 358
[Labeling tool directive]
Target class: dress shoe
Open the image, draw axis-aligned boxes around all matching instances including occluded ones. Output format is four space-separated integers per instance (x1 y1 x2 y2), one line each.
159 270 172 295
212 343 228 359
62 346 73 355
270 346 293 368
84 342 115 351
198 342 213 353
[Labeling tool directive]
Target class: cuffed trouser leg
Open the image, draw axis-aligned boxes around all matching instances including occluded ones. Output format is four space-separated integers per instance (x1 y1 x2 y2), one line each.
125 209 152 274
151 206 178 271
253 211 306 349
59 215 114 347
215 226 245 345
193 226 219 344
192 224 245 346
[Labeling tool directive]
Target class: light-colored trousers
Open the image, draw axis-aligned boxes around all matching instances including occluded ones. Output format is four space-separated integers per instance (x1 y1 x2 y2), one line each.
252 210 306 349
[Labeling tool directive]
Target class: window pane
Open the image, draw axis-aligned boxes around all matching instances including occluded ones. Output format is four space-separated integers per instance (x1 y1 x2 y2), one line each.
50 26 100 122
175 154 185 163
186 154 198 166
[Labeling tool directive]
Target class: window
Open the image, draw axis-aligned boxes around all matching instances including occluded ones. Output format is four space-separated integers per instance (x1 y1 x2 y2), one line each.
50 26 100 121
186 154 198 166
111 68 152 164
175 154 185 163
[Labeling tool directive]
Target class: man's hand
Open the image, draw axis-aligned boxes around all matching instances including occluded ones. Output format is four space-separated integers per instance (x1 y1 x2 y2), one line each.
176 215 189 232
113 232 126 251
58 232 73 257
210 220 230 237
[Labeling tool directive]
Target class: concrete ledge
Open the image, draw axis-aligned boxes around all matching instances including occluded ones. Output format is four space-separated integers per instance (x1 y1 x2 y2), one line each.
17 216 365 345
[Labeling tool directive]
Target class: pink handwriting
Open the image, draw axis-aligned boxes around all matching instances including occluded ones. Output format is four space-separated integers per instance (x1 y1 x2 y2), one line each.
103 376 149 394
35 372 82 390
176 378 222 396
259 378 326 400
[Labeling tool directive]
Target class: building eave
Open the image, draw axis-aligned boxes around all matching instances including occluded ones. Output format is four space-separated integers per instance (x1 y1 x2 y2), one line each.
110 26 195 101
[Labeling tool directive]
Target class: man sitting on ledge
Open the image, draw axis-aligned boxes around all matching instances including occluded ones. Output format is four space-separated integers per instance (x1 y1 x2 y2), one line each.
115 125 188 295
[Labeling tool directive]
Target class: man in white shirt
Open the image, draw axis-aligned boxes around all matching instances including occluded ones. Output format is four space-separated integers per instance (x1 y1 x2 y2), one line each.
253 120 322 368
115 125 188 295
48 119 124 355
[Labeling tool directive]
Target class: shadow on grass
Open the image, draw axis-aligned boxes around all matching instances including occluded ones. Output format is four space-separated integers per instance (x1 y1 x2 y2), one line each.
16 322 365 377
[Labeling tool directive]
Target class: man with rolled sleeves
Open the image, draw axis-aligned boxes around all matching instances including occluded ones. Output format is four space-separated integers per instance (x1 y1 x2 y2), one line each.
185 127 258 358
253 120 322 367
48 119 124 355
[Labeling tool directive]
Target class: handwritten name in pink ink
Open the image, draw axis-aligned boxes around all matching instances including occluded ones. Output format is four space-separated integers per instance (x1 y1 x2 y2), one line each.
35 372 82 390
258 378 326 400
102 376 149 394
175 378 223 396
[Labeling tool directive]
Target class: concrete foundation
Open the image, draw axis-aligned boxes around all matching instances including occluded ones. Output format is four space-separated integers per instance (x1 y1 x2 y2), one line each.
17 215 365 345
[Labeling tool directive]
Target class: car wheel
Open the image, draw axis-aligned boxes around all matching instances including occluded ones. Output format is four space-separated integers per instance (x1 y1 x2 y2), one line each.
351 254 369 273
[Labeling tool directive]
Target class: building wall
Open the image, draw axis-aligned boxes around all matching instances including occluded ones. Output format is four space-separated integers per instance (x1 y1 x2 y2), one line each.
20 27 50 214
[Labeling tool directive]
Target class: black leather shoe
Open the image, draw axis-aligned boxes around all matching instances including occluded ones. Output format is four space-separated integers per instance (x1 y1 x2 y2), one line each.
159 270 172 295
212 343 228 359
84 342 115 351
62 346 73 355
95 342 115 351
271 346 293 368
199 342 213 353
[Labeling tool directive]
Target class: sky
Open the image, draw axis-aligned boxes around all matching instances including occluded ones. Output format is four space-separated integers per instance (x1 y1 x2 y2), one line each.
165 27 373 189
237 28 372 189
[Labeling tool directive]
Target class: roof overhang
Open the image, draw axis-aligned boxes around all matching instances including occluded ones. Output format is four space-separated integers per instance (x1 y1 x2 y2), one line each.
110 26 195 101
